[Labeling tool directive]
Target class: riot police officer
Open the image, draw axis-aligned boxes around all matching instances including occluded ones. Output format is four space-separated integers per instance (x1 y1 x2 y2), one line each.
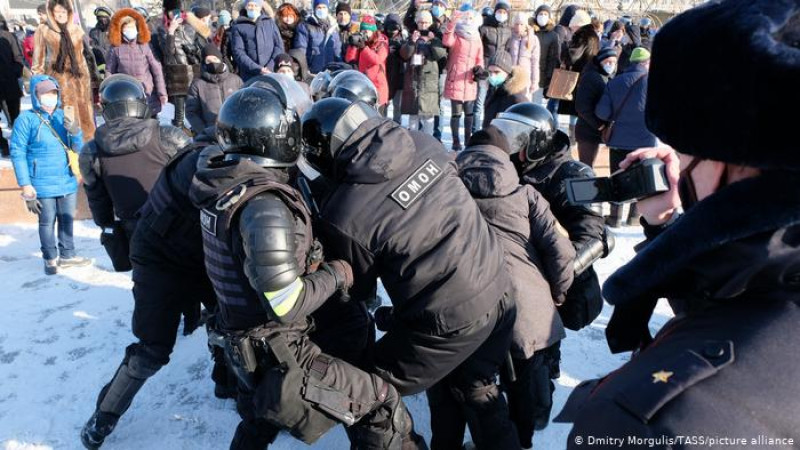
326 69 379 107
80 74 185 268
489 102 614 429
301 97 520 450
187 77 424 449
80 139 221 450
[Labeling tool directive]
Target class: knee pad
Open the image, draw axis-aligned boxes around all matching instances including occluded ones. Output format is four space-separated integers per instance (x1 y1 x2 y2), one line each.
125 344 165 379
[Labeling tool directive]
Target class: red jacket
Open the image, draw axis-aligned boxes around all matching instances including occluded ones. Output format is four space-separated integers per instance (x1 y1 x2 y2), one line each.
23 34 35 67
345 33 389 106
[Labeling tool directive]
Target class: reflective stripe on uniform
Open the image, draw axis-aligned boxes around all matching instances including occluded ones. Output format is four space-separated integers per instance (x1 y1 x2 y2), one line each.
264 277 304 317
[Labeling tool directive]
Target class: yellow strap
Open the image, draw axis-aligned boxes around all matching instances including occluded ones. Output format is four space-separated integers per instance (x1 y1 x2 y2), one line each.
264 277 303 317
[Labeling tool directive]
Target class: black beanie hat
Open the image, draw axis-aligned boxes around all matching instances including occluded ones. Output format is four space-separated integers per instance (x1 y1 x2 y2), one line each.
646 0 800 170
202 42 224 61
594 46 618 65
336 2 351 15
489 50 513 74
163 0 180 13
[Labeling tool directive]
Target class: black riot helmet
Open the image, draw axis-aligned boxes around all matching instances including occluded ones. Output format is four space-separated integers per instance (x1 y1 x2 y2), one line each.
326 70 379 108
216 74 311 167
301 98 380 176
490 102 568 168
99 74 150 121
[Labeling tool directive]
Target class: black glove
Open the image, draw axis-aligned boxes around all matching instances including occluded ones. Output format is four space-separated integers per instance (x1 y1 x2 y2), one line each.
473 66 489 81
373 306 394 332
25 198 42 215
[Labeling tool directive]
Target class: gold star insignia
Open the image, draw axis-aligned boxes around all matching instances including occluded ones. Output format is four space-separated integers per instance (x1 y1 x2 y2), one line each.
652 370 674 384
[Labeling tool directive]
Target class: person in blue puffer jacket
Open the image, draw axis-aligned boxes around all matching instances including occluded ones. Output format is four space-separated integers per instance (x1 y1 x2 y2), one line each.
10 74 91 275
229 0 284 81
293 0 341 74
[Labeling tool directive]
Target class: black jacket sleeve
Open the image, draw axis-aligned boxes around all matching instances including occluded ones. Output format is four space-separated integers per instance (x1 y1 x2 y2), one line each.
316 217 379 305
575 70 606 130
526 185 575 302
79 142 115 228
237 193 339 323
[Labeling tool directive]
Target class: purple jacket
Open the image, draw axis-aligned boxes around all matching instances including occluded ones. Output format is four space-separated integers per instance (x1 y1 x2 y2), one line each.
107 41 167 104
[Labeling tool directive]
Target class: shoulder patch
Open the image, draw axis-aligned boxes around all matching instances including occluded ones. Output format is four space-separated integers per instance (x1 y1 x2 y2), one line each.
200 208 218 236
390 159 444 210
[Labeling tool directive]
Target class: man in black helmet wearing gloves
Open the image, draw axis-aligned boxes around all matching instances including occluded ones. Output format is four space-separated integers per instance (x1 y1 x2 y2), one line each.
187 76 426 450
301 97 521 450
555 0 800 447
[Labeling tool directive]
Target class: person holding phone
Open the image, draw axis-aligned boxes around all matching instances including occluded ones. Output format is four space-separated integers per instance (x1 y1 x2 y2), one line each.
10 75 90 275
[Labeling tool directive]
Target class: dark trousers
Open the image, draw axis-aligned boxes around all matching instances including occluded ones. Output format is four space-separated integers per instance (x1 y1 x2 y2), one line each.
577 139 600 168
1 96 21 156
500 342 562 449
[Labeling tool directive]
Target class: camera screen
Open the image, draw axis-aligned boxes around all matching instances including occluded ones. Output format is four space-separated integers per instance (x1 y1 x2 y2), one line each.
567 178 613 204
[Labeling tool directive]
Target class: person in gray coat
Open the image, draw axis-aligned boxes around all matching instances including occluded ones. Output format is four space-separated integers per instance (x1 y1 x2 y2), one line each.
186 43 242 136
457 125 575 449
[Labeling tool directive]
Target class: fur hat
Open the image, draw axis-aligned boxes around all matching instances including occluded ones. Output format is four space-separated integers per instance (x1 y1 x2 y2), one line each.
647 0 800 171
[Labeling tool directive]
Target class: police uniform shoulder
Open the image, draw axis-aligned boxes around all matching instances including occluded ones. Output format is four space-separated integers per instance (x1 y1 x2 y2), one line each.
612 340 735 424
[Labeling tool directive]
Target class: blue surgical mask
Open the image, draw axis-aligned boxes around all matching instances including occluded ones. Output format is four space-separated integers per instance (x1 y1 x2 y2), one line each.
315 8 328 20
488 73 506 87
39 94 58 108
247 9 259 19
123 29 138 41
495 12 508 23
602 63 616 75
431 5 443 17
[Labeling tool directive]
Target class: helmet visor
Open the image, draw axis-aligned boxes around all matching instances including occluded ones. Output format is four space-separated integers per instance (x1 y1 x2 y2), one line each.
490 117 531 155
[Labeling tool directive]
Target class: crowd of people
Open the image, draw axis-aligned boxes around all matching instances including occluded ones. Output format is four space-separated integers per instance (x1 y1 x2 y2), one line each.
2 0 799 449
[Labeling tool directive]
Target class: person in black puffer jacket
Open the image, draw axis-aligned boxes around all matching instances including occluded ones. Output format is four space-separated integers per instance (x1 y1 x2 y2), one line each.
456 126 575 449
574 46 616 167
532 4 559 103
79 75 185 246
186 43 243 136
302 98 521 450
474 1 512 133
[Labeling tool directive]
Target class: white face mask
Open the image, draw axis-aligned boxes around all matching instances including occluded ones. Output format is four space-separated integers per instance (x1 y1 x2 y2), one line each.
536 14 548 27
39 93 58 109
602 63 616 75
495 12 508 23
123 28 138 41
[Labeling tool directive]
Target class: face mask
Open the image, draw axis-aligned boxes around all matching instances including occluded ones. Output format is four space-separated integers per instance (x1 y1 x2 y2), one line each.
677 157 701 211
123 29 138 41
205 62 227 74
39 94 58 108
431 5 443 17
488 73 506 87
495 12 507 23
536 14 548 27
315 8 328 20
247 9 259 19
602 63 615 75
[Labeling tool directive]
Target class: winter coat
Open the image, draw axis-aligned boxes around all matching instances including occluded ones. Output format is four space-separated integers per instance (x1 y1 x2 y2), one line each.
616 23 642 74
10 75 83 198
186 70 243 134
32 12 96 140
155 14 210 96
400 34 447 115
553 5 576 62
345 34 389 106
293 16 341 74
479 16 512 67
315 117 509 339
384 15 405 98
457 140 574 357
507 31 540 94
89 26 111 63
229 15 284 81
442 21 483 102
533 11 559 90
276 4 300 52
574 59 610 144
79 117 180 227
483 66 530 128
559 174 800 447
0 29 23 101
558 24 600 117
595 63 656 151
107 9 167 114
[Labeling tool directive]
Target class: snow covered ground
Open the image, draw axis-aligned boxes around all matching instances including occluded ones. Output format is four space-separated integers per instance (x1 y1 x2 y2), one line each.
0 219 675 450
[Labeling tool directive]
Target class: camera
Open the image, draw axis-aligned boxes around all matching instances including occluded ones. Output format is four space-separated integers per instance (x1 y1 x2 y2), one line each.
566 158 669 205
348 32 367 48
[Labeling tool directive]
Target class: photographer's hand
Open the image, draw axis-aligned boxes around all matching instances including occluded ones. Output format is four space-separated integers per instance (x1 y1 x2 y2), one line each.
619 147 681 226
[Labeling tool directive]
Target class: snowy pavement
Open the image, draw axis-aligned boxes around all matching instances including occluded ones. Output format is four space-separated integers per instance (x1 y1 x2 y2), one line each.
0 219 675 450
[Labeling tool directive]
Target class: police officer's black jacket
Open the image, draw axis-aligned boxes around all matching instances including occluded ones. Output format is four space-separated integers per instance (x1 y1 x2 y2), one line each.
80 117 181 228
189 148 340 330
557 173 800 448
315 117 509 336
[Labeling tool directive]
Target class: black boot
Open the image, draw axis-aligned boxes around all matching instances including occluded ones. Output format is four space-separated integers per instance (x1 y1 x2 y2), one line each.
81 410 119 449
464 114 474 146
451 116 462 151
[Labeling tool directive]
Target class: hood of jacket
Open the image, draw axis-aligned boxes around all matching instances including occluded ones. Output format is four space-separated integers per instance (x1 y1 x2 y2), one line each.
558 5 578 27
456 143 520 199
533 5 556 32
95 117 160 156
188 145 289 209
200 69 233 83
29 74 61 112
333 117 417 184
384 13 402 31
109 8 151 46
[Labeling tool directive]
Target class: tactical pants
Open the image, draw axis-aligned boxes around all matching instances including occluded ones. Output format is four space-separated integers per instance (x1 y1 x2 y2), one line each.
500 342 562 449
372 296 520 450
228 324 423 450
